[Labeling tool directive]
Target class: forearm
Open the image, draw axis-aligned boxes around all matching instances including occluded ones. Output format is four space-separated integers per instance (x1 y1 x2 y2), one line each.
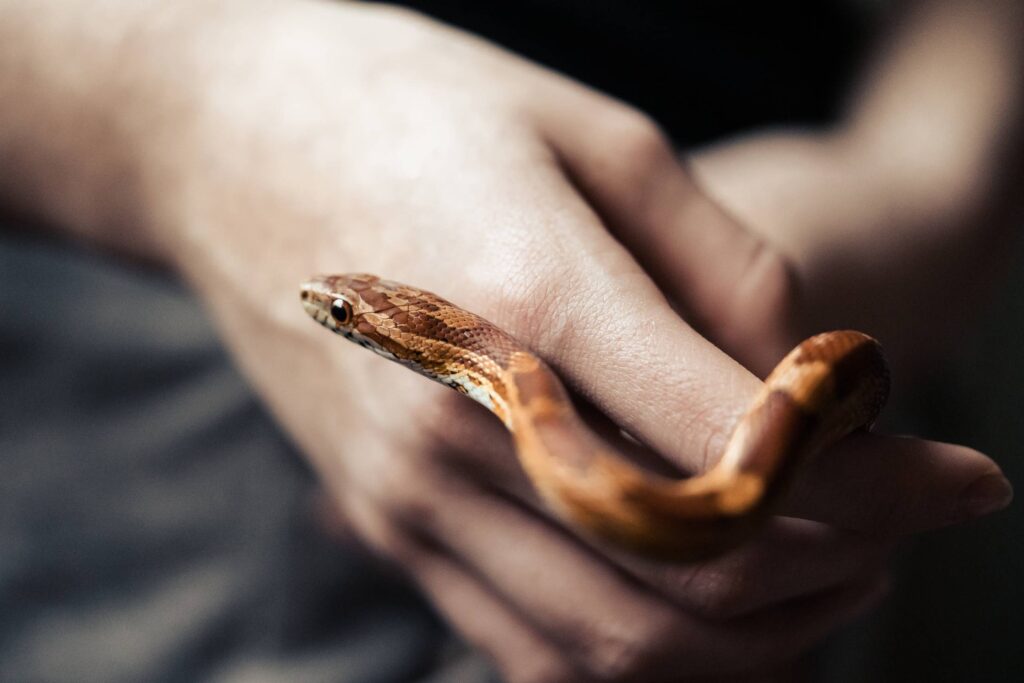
843 0 1024 224
0 1 197 258
686 0 1024 370
0 0 385 264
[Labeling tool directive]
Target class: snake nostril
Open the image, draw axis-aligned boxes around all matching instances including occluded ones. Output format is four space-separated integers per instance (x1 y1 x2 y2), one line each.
300 289 310 300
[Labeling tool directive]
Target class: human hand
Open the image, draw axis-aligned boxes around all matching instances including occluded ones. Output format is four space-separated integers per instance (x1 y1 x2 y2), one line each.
672 0 1023 377
4 2 1011 681
683 127 1020 379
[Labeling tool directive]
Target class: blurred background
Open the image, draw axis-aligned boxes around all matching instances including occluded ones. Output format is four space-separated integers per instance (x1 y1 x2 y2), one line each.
1 1 1021 681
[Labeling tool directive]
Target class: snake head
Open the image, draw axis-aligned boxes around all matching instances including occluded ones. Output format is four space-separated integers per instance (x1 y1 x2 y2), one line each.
301 272 501 380
300 274 379 336
301 274 417 363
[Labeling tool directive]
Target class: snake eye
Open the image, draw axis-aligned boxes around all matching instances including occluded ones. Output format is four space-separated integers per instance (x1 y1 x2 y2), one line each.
330 299 353 325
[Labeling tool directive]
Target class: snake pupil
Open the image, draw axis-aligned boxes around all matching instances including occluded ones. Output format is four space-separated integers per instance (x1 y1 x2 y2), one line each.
330 299 352 324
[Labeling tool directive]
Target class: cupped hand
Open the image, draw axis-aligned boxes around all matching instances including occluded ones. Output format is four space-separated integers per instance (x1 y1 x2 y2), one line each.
133 3 1011 681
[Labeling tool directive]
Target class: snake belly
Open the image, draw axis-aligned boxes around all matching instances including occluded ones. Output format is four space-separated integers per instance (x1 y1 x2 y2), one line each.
301 273 890 561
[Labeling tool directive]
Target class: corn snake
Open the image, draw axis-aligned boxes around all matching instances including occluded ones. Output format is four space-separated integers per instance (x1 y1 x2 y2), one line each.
301 274 890 560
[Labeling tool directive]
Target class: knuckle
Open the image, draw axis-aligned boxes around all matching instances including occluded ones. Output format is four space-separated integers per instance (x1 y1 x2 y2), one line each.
729 243 796 334
602 108 674 173
713 241 799 369
746 243 796 317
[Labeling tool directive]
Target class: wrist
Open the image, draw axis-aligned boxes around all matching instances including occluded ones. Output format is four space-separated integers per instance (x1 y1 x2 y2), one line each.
0 1 212 260
125 1 434 274
0 0 417 267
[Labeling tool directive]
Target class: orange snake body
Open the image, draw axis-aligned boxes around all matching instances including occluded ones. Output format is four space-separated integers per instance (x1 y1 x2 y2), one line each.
301 274 890 561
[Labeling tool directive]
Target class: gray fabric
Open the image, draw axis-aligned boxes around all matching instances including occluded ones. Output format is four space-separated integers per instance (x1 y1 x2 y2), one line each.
0 236 494 683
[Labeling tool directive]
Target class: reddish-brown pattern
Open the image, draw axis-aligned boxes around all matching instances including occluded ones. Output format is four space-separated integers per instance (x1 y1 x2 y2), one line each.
301 275 890 561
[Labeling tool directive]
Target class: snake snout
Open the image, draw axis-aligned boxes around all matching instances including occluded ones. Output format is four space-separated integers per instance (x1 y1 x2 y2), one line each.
300 281 333 326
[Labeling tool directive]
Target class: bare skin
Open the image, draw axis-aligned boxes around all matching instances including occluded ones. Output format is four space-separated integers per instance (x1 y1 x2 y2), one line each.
0 1 1019 681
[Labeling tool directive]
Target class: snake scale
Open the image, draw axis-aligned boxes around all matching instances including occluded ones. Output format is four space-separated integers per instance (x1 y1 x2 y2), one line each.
301 274 890 561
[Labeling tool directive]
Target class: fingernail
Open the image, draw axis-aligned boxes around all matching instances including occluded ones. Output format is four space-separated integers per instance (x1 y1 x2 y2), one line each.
959 473 1014 521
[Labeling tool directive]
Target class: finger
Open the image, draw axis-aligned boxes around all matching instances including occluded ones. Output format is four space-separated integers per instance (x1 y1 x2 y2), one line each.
402 473 889 680
340 491 580 683
441 379 1012 544
539 96 795 374
782 433 1014 534
440 427 894 620
614 516 891 619
458 159 762 476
